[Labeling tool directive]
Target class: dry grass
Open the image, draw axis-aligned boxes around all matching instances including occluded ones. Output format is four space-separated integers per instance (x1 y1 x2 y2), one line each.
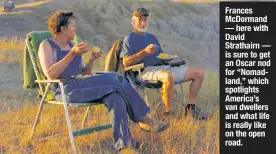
0 37 106 67
172 0 219 2
0 104 219 154
0 37 25 64
15 0 53 9
0 38 219 154
0 0 52 11
0 92 219 154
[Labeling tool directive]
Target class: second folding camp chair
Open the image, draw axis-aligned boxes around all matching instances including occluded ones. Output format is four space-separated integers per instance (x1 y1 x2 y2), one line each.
123 59 187 116
23 31 112 154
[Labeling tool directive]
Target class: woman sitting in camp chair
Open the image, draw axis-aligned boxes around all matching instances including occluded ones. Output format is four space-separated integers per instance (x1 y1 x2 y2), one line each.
38 11 169 152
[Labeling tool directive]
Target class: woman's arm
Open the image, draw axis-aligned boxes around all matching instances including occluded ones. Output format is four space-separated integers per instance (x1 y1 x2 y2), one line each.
38 40 76 80
82 59 94 75
38 40 89 80
82 50 103 75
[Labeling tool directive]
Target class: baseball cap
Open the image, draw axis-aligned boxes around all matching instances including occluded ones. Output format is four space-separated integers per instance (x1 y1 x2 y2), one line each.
133 7 149 17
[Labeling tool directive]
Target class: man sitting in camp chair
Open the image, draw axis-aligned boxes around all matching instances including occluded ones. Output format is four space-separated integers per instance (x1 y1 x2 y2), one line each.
121 7 206 120
38 10 169 152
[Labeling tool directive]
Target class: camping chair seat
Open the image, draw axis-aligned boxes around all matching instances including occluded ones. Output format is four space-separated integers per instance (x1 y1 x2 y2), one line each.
46 99 101 106
135 79 163 89
24 31 112 154
123 61 187 116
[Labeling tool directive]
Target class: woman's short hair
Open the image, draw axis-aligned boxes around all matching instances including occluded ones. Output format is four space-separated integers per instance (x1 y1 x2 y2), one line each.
47 11 75 35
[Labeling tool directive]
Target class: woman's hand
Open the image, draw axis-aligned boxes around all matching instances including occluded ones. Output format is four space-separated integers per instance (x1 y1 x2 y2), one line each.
70 42 89 55
90 47 103 61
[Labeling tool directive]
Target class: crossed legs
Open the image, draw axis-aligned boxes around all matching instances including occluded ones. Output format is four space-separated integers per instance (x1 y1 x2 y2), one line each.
104 92 169 151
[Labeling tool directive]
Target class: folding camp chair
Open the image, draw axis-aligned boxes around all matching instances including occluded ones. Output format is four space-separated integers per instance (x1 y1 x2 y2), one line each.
24 31 112 154
123 60 187 116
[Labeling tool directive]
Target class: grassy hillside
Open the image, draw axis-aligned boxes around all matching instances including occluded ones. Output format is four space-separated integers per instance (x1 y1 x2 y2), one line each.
0 0 220 71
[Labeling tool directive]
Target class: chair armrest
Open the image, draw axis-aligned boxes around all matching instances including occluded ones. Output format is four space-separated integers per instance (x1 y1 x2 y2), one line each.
124 63 145 72
169 60 185 67
83 71 106 75
92 71 106 74
35 79 63 83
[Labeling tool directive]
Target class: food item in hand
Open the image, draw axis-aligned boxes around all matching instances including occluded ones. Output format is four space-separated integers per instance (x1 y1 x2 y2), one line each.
92 46 101 53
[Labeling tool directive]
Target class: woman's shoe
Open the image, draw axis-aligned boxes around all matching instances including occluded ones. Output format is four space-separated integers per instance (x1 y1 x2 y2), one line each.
139 120 170 133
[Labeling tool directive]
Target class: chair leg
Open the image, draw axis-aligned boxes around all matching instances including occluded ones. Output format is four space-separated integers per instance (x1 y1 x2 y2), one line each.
144 90 161 117
179 83 185 104
144 91 150 107
59 83 77 154
155 89 162 109
82 106 90 128
173 83 186 112
30 84 51 139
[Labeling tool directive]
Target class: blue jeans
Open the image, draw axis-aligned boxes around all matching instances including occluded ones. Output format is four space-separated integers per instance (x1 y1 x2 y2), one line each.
103 92 135 150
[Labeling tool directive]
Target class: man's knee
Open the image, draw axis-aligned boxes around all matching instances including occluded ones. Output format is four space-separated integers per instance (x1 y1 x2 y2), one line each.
184 67 205 81
195 69 205 81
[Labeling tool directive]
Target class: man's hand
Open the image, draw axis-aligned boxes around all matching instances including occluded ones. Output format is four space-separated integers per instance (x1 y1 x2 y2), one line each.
123 44 157 67
70 42 89 55
143 44 156 55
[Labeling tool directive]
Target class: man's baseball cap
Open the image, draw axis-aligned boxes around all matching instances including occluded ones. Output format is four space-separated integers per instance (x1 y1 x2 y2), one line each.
133 7 149 17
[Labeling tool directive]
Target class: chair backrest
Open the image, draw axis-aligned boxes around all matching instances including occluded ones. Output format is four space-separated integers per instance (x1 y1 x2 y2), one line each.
24 31 78 98
104 39 125 74
24 31 53 96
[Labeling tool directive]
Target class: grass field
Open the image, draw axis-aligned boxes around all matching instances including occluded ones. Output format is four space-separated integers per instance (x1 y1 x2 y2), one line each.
0 34 219 154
